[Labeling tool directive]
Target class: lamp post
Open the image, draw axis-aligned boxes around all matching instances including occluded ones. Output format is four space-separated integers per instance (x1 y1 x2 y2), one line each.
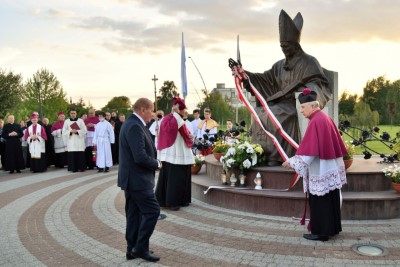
35 74 43 121
151 74 159 146
188 56 208 93
228 88 240 124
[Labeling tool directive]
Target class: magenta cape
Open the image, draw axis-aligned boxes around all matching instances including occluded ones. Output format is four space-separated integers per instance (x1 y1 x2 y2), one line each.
51 120 64 132
296 110 347 160
84 116 100 132
157 114 192 150
24 124 47 141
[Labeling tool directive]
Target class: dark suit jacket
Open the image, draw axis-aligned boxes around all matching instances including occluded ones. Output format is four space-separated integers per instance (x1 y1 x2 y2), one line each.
118 114 158 192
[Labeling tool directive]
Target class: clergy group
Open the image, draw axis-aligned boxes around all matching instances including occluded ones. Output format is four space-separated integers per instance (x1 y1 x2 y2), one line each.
0 109 123 174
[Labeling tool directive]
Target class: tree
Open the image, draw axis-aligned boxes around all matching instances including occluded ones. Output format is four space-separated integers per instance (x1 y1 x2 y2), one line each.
338 90 358 116
69 97 93 117
352 100 379 130
198 91 234 125
197 88 211 111
22 69 69 122
102 96 132 115
0 69 24 119
385 79 400 125
156 81 179 113
361 76 391 124
237 106 251 130
195 88 252 128
361 76 390 108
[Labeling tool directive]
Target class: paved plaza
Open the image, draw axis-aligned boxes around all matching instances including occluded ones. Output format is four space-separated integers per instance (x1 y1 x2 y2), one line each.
1 167 400 266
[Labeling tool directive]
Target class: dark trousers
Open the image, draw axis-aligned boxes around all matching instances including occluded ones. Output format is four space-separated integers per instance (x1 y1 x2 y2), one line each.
0 142 5 169
85 146 95 169
125 189 160 253
67 151 86 172
54 152 68 168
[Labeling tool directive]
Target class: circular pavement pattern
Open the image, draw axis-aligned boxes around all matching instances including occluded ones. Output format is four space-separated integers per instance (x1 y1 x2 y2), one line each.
1 168 400 266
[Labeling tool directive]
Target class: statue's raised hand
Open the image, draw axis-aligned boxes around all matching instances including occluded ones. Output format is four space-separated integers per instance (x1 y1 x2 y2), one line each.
229 58 247 80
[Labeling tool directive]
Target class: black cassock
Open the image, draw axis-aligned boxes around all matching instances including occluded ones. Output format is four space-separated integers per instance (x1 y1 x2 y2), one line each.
1 123 25 172
155 162 191 208
43 124 55 166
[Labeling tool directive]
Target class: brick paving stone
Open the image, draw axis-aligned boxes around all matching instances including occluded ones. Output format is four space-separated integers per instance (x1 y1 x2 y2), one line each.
1 168 400 266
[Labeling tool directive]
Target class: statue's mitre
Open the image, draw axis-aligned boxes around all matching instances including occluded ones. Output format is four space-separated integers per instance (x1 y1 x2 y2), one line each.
279 9 303 43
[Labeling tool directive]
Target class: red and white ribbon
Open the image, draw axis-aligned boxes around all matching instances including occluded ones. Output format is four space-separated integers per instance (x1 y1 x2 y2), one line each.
231 65 301 189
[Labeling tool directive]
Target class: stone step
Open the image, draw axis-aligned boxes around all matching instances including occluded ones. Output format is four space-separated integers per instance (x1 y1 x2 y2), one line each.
205 154 394 192
192 170 400 220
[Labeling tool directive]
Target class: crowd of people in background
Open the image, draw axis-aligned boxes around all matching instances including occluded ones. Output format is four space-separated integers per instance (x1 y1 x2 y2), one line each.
0 105 224 176
0 109 124 174
0 101 246 263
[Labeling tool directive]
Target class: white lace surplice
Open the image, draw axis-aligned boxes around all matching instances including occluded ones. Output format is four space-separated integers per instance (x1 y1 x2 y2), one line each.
289 155 347 196
157 112 195 165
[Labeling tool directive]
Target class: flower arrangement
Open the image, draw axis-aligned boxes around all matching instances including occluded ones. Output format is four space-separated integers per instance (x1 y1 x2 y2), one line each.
193 154 205 167
382 164 400 184
343 141 355 160
220 141 264 172
212 141 231 154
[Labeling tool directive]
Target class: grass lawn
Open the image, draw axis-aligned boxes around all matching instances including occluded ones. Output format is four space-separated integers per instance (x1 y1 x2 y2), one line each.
341 125 400 155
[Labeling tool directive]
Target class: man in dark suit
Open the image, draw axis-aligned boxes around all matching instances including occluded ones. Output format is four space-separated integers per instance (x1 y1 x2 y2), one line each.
118 98 161 262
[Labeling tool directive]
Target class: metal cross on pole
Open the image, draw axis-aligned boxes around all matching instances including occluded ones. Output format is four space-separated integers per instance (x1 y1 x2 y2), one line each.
35 74 43 121
152 74 158 111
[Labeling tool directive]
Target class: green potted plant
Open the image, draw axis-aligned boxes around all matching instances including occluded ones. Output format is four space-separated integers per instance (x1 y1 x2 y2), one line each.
212 141 231 161
191 154 205 175
343 141 355 169
382 164 400 193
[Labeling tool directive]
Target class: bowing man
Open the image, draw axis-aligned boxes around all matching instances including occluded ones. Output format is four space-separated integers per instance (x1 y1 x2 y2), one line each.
118 98 162 262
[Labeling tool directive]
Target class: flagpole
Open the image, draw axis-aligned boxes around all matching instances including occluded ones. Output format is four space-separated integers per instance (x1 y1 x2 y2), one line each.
181 32 188 100
236 35 240 123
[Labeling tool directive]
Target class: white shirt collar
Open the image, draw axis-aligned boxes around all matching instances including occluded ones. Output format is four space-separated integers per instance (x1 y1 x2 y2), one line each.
133 112 146 126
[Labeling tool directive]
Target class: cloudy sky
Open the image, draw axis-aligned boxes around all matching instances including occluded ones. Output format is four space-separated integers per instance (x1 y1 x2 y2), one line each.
1 0 400 111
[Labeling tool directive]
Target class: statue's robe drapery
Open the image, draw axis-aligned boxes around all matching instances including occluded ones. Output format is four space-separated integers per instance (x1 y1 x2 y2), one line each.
244 49 331 165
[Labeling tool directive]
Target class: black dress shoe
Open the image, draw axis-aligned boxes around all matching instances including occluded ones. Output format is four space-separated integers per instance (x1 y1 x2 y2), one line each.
105 167 109 172
126 251 136 260
127 249 155 260
167 206 180 211
16 170 21 173
181 203 190 207
158 213 167 220
131 251 160 262
98 168 104 172
9 171 14 174
303 233 329 241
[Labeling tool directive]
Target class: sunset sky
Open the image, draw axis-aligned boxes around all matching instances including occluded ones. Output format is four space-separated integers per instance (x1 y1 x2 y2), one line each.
1 0 400 111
